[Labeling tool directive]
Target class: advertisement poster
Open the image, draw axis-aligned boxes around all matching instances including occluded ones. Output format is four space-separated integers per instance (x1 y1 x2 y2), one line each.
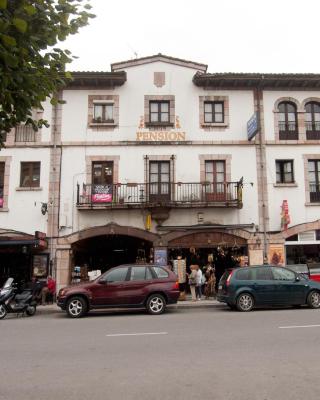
154 249 167 266
173 258 186 283
269 245 285 266
91 184 112 203
32 254 49 277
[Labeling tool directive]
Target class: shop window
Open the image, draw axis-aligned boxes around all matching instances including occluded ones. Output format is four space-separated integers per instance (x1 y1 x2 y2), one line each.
308 159 320 202
93 103 114 123
305 102 320 139
20 162 40 188
278 102 298 140
204 101 224 123
276 160 294 183
0 162 4 208
204 160 226 201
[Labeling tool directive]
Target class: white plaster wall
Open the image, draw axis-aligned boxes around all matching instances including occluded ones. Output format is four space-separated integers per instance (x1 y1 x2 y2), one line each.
41 98 53 142
266 145 320 230
263 90 320 141
59 145 259 236
0 148 50 234
60 61 255 142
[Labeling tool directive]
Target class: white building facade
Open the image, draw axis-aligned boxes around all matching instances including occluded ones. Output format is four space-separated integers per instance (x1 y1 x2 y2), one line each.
1 54 320 289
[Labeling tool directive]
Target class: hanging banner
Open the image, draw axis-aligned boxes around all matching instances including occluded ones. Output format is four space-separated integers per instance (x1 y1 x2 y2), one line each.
92 184 112 203
281 200 290 230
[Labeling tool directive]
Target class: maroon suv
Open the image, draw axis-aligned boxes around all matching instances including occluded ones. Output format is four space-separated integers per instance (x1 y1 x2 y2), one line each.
57 264 180 318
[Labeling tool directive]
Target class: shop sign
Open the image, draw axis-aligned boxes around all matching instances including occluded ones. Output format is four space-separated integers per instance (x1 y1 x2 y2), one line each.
136 131 186 142
92 184 112 203
247 112 259 141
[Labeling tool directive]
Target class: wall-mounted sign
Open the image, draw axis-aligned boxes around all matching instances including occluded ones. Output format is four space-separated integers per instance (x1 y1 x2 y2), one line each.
32 254 49 277
136 131 186 141
247 112 259 141
154 248 167 266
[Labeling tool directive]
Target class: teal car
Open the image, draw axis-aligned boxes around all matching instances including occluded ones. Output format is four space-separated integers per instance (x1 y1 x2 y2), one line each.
217 265 320 312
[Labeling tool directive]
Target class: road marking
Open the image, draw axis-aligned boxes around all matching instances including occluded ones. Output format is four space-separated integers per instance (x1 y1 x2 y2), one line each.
279 324 320 329
106 332 168 337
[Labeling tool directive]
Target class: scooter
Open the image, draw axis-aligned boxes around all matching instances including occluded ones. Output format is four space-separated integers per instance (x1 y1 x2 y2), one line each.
0 278 37 319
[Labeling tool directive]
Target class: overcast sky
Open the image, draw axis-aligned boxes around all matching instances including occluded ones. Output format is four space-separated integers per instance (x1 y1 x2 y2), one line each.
62 0 320 73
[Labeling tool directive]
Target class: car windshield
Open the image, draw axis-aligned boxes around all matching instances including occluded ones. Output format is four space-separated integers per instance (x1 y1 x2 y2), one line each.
3 278 14 288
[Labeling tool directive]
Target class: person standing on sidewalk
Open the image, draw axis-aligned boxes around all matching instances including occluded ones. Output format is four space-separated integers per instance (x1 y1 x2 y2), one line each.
188 265 197 302
195 265 203 301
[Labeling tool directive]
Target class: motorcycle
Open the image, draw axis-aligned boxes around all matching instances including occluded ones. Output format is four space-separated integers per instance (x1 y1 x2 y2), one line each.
0 278 37 319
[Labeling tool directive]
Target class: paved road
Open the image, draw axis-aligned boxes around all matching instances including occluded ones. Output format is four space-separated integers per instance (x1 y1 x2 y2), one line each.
1 305 320 400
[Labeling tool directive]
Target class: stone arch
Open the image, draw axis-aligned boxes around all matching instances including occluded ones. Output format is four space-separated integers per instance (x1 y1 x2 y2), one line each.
57 223 159 246
273 220 320 241
273 97 301 112
301 97 320 109
163 228 252 247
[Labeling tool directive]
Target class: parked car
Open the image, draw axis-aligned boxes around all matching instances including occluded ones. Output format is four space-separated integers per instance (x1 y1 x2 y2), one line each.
57 264 180 318
217 265 320 312
285 264 310 279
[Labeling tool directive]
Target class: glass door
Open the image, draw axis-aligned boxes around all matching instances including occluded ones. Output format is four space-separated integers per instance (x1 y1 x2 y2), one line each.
149 161 170 203
91 161 114 203
204 161 226 201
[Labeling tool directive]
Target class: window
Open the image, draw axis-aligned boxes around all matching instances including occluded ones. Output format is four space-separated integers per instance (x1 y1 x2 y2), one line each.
204 101 224 123
152 266 169 278
104 267 129 283
15 125 36 142
20 162 40 188
305 102 320 139
272 267 295 281
149 101 169 124
276 160 294 183
278 102 298 140
255 268 273 280
236 269 251 280
130 267 147 281
93 103 114 123
204 161 226 200
308 160 320 202
0 162 4 208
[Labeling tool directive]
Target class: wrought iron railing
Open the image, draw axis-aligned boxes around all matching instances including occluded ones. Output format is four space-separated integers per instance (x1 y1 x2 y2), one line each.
306 121 320 139
15 125 36 142
278 121 298 139
309 182 320 203
76 181 242 207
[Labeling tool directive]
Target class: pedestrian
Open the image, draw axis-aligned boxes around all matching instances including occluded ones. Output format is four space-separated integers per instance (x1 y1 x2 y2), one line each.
40 275 56 305
204 263 216 299
195 265 203 301
187 265 197 302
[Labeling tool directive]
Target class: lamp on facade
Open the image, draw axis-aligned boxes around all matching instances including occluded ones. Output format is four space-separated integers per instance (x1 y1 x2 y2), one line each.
41 202 48 215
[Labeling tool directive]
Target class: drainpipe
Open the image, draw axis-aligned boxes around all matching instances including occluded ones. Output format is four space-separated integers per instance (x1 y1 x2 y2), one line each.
255 86 268 262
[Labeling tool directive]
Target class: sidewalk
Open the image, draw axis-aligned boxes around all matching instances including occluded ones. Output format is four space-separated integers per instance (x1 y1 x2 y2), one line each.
35 297 221 315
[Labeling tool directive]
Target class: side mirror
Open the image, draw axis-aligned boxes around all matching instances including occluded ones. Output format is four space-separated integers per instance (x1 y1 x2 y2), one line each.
98 279 107 284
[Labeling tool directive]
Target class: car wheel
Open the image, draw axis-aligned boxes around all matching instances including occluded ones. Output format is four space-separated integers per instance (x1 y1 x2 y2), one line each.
146 294 166 315
0 304 7 319
307 291 320 309
26 305 36 316
236 293 254 312
66 296 88 318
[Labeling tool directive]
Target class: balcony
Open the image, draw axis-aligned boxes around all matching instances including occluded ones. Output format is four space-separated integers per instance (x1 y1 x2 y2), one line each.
76 181 243 210
15 125 36 142
309 182 320 203
306 121 320 140
279 122 298 140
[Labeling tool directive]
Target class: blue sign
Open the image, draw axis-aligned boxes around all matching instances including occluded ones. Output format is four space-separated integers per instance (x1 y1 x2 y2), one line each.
247 113 259 141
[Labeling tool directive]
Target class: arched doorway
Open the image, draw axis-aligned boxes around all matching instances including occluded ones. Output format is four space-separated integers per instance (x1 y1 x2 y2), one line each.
71 234 153 274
